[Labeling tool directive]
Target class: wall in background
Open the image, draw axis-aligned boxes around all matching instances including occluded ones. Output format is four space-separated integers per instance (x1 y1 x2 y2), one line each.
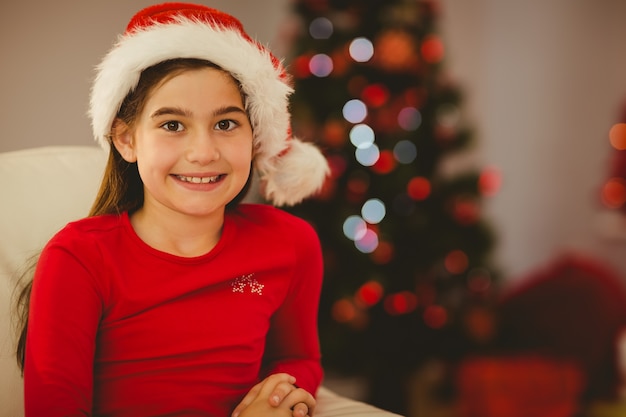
439 0 626 280
2 0 625 282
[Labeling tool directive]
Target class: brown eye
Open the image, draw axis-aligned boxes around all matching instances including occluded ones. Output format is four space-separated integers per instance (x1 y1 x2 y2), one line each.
161 121 184 132
216 120 237 131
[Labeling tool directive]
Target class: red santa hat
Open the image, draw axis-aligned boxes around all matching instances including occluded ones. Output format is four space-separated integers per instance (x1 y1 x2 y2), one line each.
89 2 328 206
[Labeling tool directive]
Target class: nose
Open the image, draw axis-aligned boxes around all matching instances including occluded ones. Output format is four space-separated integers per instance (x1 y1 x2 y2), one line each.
186 130 220 164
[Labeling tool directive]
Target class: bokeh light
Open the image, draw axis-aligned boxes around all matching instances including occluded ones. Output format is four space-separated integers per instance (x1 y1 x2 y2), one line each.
349 124 375 148
361 84 390 107
370 240 394 264
407 176 431 200
372 150 397 174
384 291 418 316
362 198 386 224
343 215 367 241
332 298 356 323
444 249 469 275
393 140 417 164
356 281 384 307
601 177 626 209
398 107 422 131
309 53 333 77
421 34 445 63
609 123 626 150
309 17 333 39
479 166 502 196
355 143 380 166
349 37 374 62
423 305 447 328
355 228 379 253
342 99 368 123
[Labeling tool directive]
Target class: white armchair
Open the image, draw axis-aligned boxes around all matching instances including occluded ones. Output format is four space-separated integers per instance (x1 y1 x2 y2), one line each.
0 146 401 417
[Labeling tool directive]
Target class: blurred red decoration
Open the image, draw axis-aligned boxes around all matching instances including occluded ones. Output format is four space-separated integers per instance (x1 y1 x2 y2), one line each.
332 298 356 323
291 54 312 78
371 150 397 174
601 177 626 210
361 83 390 108
420 34 445 64
355 280 384 307
423 305 447 328
478 166 502 196
407 176 431 200
384 291 418 316
444 249 469 275
323 119 347 147
451 196 480 225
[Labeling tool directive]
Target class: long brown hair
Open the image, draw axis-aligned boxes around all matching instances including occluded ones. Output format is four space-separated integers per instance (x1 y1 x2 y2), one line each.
15 58 253 371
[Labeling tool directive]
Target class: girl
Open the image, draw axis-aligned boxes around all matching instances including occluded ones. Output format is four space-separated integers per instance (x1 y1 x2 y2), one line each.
16 3 329 416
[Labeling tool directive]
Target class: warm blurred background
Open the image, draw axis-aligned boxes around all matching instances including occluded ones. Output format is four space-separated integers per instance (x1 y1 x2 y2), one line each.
2 1 626 416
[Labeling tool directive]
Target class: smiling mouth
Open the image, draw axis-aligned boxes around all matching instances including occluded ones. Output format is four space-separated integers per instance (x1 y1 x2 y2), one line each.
175 174 223 184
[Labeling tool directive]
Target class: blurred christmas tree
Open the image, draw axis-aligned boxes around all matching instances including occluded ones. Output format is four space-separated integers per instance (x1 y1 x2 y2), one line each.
283 0 501 412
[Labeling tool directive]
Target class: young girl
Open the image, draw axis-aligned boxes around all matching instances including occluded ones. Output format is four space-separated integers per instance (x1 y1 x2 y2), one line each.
16 3 329 416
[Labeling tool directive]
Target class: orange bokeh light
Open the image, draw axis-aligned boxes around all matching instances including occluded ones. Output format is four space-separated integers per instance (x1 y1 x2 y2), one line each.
601 177 626 209
444 249 469 275
421 34 445 64
609 123 626 151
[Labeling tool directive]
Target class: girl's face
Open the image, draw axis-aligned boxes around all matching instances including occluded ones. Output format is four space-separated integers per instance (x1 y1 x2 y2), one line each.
115 67 253 220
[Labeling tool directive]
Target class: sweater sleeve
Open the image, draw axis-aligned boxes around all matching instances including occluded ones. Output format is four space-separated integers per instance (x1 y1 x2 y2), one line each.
261 217 324 396
24 231 103 417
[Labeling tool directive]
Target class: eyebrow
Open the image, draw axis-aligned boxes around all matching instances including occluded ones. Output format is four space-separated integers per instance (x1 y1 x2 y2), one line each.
150 105 247 119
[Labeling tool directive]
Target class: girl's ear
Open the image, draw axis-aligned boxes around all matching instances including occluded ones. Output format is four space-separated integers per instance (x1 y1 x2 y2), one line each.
111 119 137 163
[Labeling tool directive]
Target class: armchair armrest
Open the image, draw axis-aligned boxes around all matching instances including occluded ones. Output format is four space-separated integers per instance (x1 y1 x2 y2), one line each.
316 386 403 417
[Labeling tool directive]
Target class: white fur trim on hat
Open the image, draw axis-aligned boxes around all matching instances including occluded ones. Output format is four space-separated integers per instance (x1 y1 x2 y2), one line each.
89 5 328 206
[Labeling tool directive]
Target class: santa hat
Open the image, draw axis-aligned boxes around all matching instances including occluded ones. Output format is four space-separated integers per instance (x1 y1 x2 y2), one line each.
89 2 328 206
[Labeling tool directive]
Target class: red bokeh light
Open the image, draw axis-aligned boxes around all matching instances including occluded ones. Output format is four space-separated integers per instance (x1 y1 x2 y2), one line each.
355 281 384 307
444 249 469 275
423 305 447 328
407 176 431 200
384 291 418 316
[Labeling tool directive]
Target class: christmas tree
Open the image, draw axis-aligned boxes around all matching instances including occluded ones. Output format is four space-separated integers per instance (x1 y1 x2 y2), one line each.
283 0 500 412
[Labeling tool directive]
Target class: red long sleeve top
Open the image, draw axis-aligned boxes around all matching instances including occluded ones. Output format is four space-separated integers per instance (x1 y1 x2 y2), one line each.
24 204 323 416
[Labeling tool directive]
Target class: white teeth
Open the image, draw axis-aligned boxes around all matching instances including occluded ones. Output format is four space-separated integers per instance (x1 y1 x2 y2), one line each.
176 175 220 184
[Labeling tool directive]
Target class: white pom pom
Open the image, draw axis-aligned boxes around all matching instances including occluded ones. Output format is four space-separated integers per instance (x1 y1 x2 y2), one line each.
262 138 329 206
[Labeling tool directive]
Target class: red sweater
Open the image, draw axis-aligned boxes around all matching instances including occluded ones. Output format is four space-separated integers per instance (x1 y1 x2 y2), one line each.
24 204 323 416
